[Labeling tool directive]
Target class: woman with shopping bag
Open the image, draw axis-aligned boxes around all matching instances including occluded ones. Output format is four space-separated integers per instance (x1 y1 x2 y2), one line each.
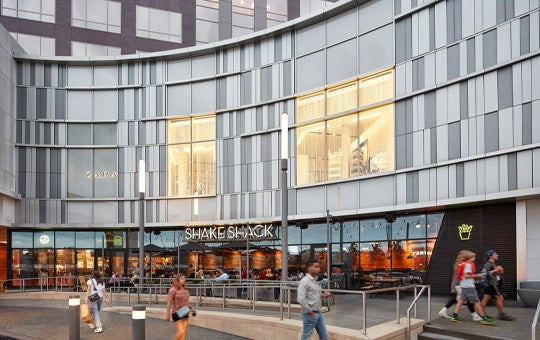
166 274 196 340
86 271 110 333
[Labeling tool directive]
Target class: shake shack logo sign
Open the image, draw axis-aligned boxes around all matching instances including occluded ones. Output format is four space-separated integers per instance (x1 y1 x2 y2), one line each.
85 170 118 179
458 224 473 241
186 224 276 242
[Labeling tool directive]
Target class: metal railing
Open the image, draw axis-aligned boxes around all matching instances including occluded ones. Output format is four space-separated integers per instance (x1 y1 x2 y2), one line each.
406 285 430 340
0 276 82 293
533 296 540 340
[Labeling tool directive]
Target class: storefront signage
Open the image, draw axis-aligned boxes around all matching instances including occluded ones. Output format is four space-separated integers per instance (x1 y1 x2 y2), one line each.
185 224 276 242
85 170 118 179
39 235 50 245
458 224 473 241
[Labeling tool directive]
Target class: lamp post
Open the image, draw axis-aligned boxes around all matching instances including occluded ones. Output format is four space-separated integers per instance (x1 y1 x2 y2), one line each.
326 210 332 288
138 159 145 293
281 113 288 282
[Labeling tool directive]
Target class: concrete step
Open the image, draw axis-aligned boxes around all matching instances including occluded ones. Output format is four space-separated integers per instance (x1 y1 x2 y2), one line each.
422 324 512 340
418 332 466 340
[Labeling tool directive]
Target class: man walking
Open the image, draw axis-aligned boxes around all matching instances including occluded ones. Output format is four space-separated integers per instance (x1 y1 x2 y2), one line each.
297 259 331 340
481 250 514 321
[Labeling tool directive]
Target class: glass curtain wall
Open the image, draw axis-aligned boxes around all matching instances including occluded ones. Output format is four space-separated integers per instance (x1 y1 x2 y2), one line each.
296 69 394 186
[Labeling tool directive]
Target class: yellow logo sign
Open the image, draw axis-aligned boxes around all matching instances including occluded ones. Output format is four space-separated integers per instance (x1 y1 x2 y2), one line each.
458 224 473 241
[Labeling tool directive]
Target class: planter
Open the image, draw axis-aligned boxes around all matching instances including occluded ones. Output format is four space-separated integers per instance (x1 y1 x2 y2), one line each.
517 281 540 307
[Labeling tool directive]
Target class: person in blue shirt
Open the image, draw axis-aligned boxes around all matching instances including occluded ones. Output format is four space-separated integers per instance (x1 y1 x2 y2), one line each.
214 270 229 282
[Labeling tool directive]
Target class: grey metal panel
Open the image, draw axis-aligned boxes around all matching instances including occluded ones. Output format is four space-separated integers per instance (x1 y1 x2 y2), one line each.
456 162 464 197
397 173 406 204
436 166 449 200
418 169 430 202
406 133 413 167
483 29 497 68
435 88 447 125
406 172 419 203
460 81 468 119
437 125 448 162
192 80 215 113
249 192 256 218
533 100 540 143
395 19 407 63
484 71 499 113
424 91 436 128
396 135 406 169
485 156 500 193
254 42 261 68
498 66 513 110
413 131 423 166
523 102 532 144
359 176 394 208
467 38 475 73
327 181 358 211
521 15 531 55
283 61 292 96
358 0 393 35
448 121 461 160
499 154 509 192
296 50 325 93
359 24 393 75
534 149 540 188
484 111 499 153
497 23 511 64
327 8 357 46
447 84 460 123
499 107 514 150
447 44 460 80
430 127 437 163
328 38 357 84
507 152 517 191
296 21 325 56
464 161 477 196
55 90 65 120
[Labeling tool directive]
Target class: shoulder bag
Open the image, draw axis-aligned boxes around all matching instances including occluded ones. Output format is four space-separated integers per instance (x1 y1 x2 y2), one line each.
88 279 100 303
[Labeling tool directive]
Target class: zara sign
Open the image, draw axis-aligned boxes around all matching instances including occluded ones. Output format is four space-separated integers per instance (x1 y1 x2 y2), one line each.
185 224 276 242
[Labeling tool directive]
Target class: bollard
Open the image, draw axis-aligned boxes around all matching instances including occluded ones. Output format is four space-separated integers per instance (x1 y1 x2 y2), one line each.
132 305 146 340
68 295 80 340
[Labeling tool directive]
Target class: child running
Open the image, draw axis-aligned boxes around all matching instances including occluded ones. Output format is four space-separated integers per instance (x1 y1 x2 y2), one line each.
450 250 496 325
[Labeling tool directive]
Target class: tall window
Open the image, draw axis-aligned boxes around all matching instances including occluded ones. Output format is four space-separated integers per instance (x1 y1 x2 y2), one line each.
72 0 121 34
1 0 55 23
136 5 182 43
167 116 216 197
296 69 394 185
196 0 219 45
266 0 287 27
9 32 55 55
67 149 118 198
232 0 254 37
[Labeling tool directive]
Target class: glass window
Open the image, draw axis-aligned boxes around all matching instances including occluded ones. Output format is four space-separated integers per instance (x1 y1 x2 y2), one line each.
360 219 388 241
192 141 216 195
326 114 359 181
55 231 75 248
67 149 93 198
76 232 95 248
71 0 121 33
327 82 357 115
93 124 117 145
93 149 118 198
2 0 55 23
10 32 56 55
136 5 182 43
359 104 394 174
359 70 393 107
71 41 121 57
302 223 327 244
151 231 177 248
296 122 326 185
168 119 191 144
168 144 191 196
67 124 92 145
192 116 216 141
76 249 95 275
297 92 325 123
288 226 302 244
196 19 219 44
11 232 33 248
359 241 388 273
343 221 359 242
34 231 54 248
56 249 76 278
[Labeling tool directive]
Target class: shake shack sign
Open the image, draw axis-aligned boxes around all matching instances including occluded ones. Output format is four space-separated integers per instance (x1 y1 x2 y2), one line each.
185 224 276 242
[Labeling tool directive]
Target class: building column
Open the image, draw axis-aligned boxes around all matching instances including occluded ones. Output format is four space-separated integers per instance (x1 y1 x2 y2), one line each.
515 200 527 288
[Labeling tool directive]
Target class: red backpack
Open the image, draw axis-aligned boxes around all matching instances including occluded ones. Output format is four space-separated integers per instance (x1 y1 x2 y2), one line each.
457 261 476 281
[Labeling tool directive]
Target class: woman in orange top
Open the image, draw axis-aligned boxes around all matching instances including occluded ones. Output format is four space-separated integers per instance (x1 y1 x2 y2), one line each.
166 274 196 340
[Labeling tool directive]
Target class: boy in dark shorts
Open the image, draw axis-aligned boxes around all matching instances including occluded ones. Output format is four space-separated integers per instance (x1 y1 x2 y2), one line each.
481 250 514 321
451 250 496 325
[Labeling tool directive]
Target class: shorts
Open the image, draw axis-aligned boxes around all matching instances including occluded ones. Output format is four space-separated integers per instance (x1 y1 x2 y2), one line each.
459 287 480 303
484 285 501 296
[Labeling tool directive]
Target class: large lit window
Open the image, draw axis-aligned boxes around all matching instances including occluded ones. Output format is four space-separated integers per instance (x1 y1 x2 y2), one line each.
136 5 182 43
359 70 393 107
296 69 394 185
72 0 121 34
167 116 216 197
1 0 55 23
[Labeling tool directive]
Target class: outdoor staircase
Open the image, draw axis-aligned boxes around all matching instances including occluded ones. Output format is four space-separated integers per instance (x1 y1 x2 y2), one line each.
418 324 510 340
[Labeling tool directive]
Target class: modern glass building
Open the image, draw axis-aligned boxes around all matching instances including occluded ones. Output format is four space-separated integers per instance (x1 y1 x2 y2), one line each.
0 0 539 298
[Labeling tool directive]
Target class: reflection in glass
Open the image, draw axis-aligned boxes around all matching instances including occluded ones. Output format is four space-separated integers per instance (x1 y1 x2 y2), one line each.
192 141 216 195
359 70 393 107
359 104 394 174
360 219 388 241
34 231 54 248
302 224 327 244
93 123 117 145
297 92 325 123
76 250 95 276
288 226 302 244
11 232 33 248
67 124 91 145
296 122 326 185
67 149 92 198
93 149 118 198
56 249 76 285
327 114 359 180
343 221 359 242
427 213 444 238
327 82 357 115
11 249 34 285
55 231 75 248
76 232 95 249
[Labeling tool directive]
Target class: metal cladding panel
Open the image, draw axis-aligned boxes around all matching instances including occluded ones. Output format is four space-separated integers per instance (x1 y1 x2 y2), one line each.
425 203 517 299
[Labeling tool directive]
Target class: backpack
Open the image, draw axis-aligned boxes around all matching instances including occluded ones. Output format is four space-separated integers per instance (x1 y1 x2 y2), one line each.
457 261 476 282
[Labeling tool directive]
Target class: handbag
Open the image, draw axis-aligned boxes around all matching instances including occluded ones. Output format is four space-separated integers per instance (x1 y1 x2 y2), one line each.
80 303 94 324
88 279 100 303
172 306 191 321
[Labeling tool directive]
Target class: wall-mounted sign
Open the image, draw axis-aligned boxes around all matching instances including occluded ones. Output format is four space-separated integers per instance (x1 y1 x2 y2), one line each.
85 170 118 179
113 235 123 246
39 235 50 245
186 224 276 242
458 224 473 241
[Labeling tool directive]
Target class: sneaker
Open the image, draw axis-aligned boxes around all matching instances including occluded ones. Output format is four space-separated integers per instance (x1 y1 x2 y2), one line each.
94 328 103 333
450 313 463 323
88 324 96 329
480 315 496 325
498 312 515 321
438 307 450 319
471 312 483 321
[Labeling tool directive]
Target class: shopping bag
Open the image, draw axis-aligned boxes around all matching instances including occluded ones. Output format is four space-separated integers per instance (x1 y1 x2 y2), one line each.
80 303 94 324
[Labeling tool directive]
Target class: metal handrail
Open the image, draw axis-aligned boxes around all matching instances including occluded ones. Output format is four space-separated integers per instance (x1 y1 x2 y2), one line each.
533 297 540 340
406 285 430 340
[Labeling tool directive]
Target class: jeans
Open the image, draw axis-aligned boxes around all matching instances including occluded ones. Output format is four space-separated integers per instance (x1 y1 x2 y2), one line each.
89 297 103 328
301 311 328 340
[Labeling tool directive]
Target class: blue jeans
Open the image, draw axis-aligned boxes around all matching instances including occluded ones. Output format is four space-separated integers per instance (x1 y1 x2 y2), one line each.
301 311 328 340
89 297 103 328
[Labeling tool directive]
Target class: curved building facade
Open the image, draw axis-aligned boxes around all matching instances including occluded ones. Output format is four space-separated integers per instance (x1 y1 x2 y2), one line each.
1 0 539 296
